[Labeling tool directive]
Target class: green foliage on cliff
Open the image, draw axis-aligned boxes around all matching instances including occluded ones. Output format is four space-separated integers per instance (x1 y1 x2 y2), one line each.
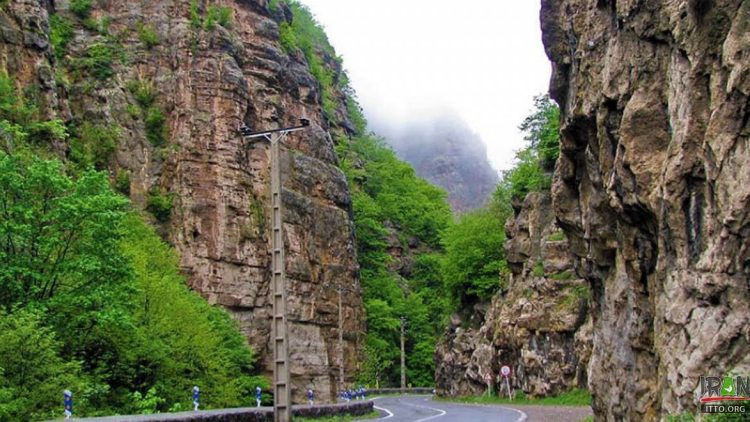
50 15 74 59
137 22 160 49
146 186 173 222
0 79 262 421
69 122 120 169
70 0 93 19
276 1 338 118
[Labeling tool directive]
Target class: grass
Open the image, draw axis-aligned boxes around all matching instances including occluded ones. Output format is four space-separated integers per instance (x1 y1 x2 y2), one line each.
532 261 544 277
550 271 574 281
548 230 566 241
296 411 380 422
437 388 592 407
137 22 160 49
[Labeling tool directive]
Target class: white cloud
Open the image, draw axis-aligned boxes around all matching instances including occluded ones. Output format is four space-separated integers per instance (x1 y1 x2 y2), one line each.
300 0 551 171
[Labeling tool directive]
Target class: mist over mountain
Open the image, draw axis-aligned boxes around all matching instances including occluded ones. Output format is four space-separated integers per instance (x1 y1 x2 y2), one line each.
370 111 499 212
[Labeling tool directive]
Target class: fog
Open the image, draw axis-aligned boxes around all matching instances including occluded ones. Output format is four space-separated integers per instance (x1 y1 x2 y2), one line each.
300 0 551 171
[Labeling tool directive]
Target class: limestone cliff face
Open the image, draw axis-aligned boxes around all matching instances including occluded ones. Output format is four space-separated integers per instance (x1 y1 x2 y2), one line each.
435 191 591 397
1 0 364 403
541 0 750 419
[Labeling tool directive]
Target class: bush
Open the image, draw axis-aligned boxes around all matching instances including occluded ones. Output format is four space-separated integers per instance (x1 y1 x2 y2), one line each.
70 0 93 19
189 0 202 29
205 6 233 30
69 122 120 169
114 169 130 195
278 22 298 53
82 43 115 79
126 78 156 108
532 261 544 277
50 15 74 59
144 106 167 147
146 186 173 222
137 22 159 49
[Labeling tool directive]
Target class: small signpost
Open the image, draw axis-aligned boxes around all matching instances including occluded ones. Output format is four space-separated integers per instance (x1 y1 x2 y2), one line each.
63 390 73 420
484 372 493 396
500 365 513 400
192 386 200 411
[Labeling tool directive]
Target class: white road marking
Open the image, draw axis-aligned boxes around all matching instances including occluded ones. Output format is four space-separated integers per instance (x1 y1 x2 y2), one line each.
371 397 394 420
502 406 527 422
398 398 447 422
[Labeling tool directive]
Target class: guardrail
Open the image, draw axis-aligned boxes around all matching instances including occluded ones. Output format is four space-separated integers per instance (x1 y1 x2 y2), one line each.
55 400 373 422
367 387 435 395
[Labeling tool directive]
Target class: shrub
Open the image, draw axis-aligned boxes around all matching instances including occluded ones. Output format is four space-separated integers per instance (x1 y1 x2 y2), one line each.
82 16 110 34
70 0 93 19
69 122 120 169
115 169 131 195
146 186 173 222
144 106 167 147
126 104 140 119
126 78 155 108
206 6 233 29
532 261 545 277
189 0 202 29
278 22 298 53
83 43 115 79
49 15 74 59
550 271 574 281
137 22 159 49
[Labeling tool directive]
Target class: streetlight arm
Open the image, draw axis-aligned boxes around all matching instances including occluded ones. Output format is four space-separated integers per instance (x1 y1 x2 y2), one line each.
240 119 310 140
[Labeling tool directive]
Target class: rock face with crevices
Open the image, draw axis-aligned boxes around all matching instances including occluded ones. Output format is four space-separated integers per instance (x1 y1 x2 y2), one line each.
435 191 591 398
0 0 364 403
540 0 750 419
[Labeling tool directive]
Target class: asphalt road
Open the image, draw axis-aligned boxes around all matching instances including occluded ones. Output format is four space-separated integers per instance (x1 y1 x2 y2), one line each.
368 395 526 422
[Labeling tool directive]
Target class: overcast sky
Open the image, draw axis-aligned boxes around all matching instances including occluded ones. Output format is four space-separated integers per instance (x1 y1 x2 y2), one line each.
299 0 551 171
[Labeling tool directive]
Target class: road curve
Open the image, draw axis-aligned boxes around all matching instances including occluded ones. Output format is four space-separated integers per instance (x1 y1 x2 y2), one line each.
368 395 526 422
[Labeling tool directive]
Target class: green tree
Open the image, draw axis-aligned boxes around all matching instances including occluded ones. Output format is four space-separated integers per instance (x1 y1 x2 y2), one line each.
441 207 509 306
337 133 452 386
0 152 130 307
519 94 560 171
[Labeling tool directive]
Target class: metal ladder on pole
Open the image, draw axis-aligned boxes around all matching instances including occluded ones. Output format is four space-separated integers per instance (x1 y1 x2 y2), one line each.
240 119 309 422
271 135 291 422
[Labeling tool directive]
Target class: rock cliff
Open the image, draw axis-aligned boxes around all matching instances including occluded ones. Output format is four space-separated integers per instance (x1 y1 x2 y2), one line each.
541 0 750 419
0 0 364 403
372 113 498 212
435 191 591 397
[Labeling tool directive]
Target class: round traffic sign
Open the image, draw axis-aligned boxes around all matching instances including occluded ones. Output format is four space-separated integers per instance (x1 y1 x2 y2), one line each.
500 365 511 377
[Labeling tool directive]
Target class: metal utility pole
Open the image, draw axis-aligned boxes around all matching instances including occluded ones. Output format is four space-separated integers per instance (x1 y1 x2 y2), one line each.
241 118 310 422
400 316 406 391
337 286 344 392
